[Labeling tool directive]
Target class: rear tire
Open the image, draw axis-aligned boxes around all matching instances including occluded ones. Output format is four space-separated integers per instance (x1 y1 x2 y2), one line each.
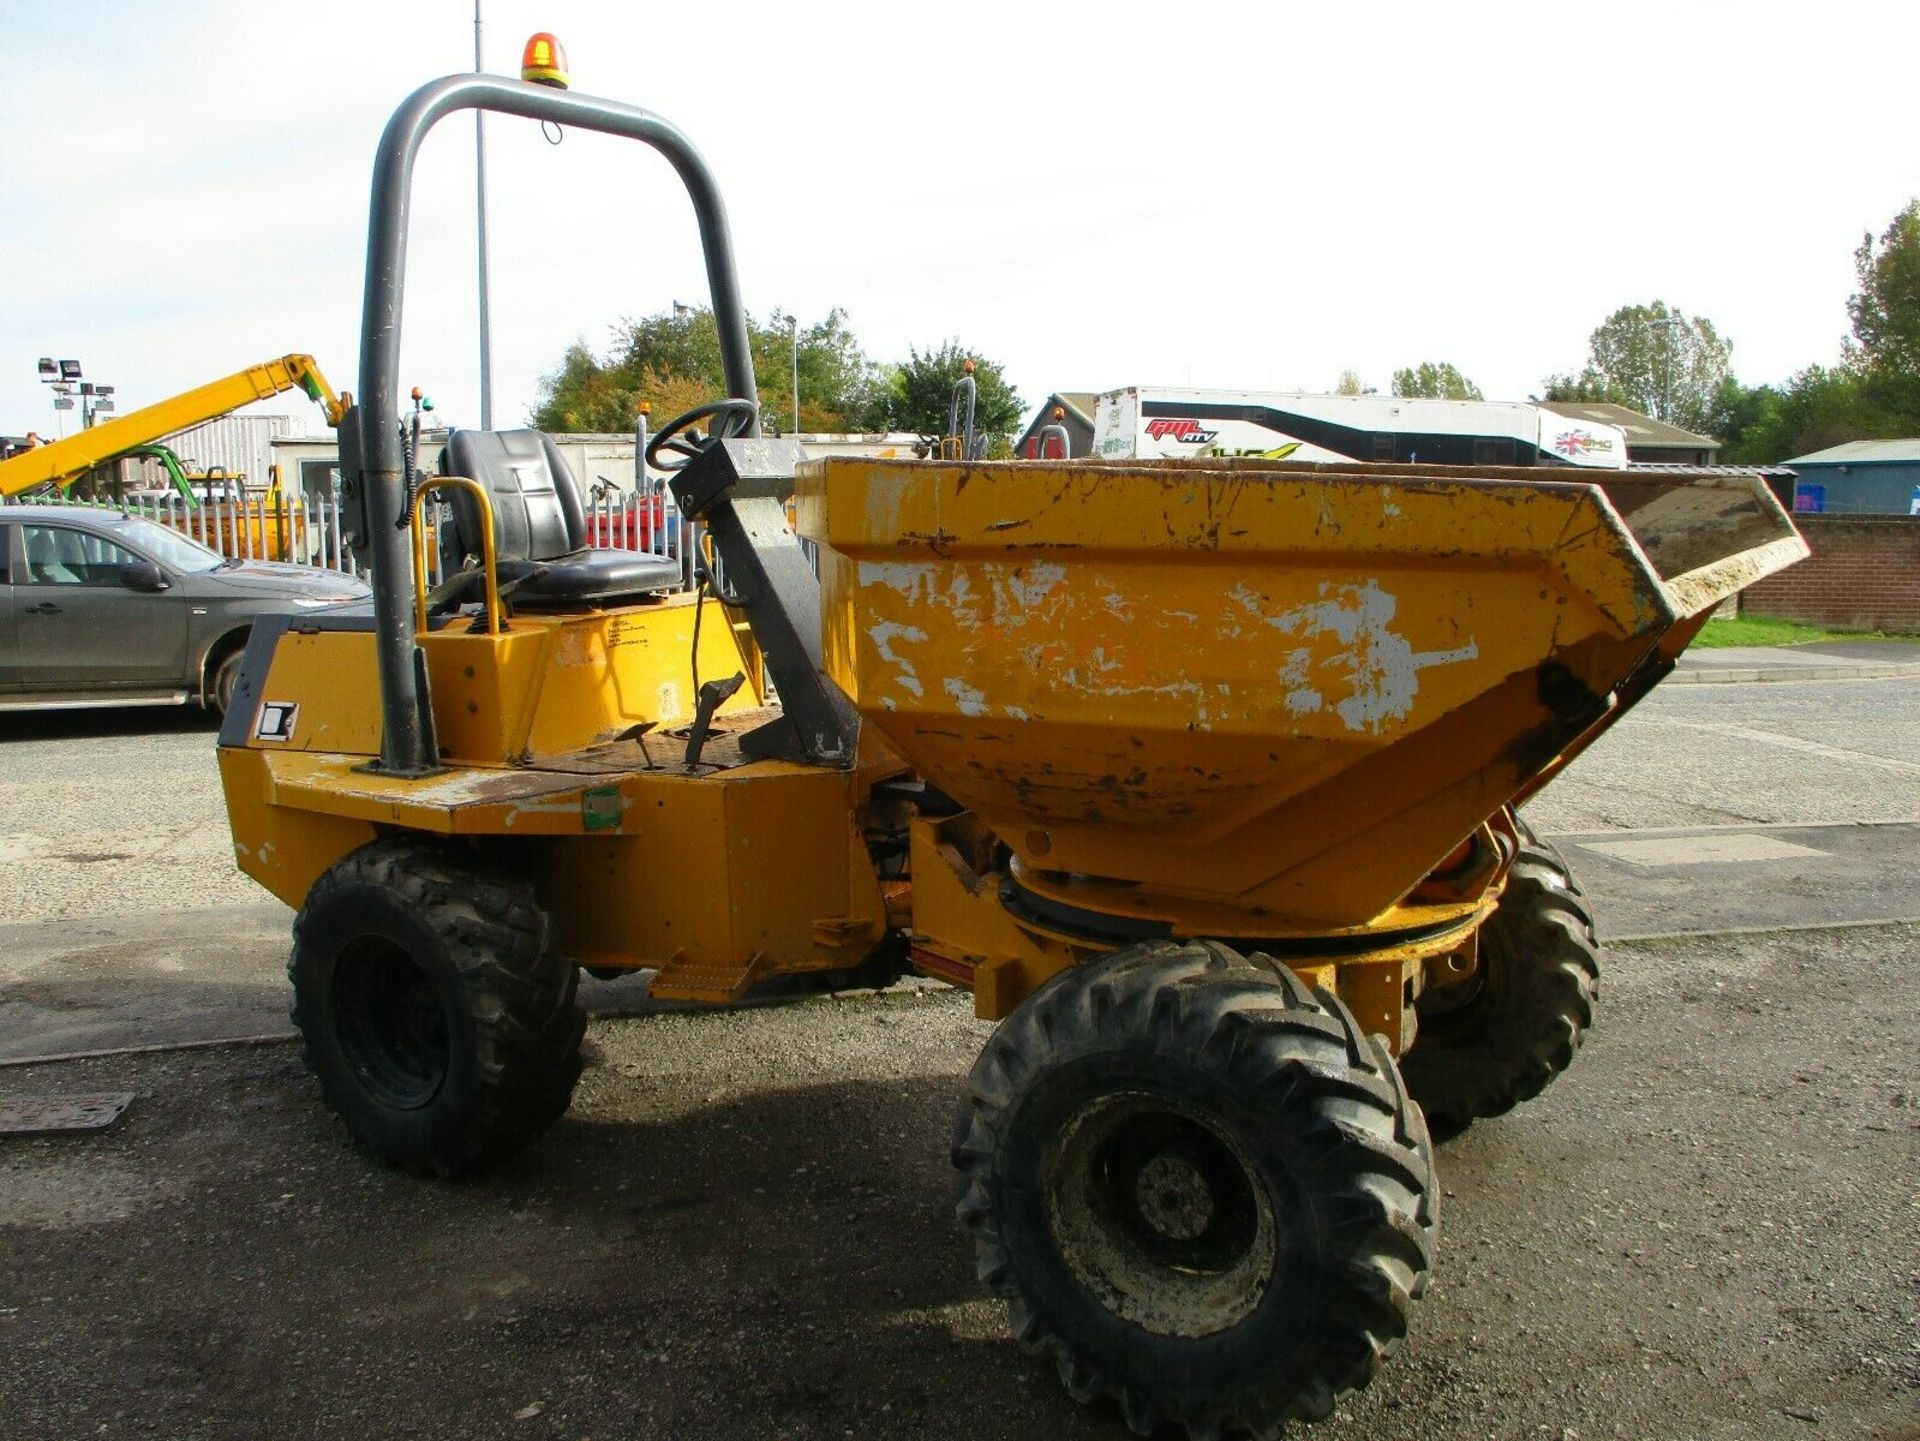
1401 824 1599 1137
290 840 585 1177
953 941 1436 1440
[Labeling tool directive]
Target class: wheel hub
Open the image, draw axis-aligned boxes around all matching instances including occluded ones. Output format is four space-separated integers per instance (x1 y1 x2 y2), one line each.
331 935 451 1110
1046 1092 1277 1338
1134 1153 1214 1241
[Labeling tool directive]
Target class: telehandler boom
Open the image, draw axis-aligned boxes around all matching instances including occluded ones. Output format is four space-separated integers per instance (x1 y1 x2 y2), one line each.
0 354 344 500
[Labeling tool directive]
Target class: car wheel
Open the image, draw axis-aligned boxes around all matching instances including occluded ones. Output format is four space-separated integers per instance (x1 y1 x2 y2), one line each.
211 646 245 717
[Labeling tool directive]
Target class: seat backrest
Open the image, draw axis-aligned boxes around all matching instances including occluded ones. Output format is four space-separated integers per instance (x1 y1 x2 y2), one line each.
441 429 587 563
26 528 81 585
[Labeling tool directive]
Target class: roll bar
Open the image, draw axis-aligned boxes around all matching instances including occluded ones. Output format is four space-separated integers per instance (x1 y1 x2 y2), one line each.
352 74 760 775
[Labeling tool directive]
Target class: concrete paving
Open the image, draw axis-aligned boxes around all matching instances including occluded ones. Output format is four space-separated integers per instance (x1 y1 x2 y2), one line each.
1524 673 1920 832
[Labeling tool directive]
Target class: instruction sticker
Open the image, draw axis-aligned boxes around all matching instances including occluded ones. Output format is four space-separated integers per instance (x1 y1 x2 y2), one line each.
581 785 622 832
254 701 299 743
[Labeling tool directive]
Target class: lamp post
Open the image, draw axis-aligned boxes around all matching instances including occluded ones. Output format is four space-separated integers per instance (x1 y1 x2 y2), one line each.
41 357 83 437
473 0 494 429
1649 314 1684 423
790 314 800 437
81 383 115 428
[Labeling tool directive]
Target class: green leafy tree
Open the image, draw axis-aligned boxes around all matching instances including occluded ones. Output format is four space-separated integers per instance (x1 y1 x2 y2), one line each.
532 340 641 433
1544 301 1731 434
1332 368 1375 396
752 308 889 434
1844 199 1920 422
863 341 1024 447
1714 366 1895 464
1390 362 1484 401
1541 367 1630 406
530 305 884 434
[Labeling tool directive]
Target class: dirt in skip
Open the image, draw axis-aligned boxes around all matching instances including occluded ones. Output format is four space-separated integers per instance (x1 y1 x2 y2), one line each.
2 927 1917 1441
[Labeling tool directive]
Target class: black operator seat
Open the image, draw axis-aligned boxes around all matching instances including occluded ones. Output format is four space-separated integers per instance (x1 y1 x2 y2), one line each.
438 428 683 609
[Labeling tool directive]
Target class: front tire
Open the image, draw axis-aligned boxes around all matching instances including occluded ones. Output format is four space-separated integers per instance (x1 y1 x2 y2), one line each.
210 645 245 717
953 941 1436 1440
290 840 585 1176
1401 824 1600 1137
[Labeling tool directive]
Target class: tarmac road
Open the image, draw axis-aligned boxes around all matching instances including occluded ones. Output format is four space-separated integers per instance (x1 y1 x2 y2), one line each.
2 673 1918 1439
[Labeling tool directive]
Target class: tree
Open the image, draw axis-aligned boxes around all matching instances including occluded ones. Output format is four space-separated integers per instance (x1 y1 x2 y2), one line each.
1390 362 1484 401
1332 369 1375 396
863 340 1024 447
1845 199 1920 423
1541 367 1630 407
753 308 888 434
1712 366 1894 465
530 305 884 434
1543 301 1731 434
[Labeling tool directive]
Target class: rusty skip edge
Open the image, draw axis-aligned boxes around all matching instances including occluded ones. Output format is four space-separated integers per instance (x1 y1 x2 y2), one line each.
1661 534 1812 620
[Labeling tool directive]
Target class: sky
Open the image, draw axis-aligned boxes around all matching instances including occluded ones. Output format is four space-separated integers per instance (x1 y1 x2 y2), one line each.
3 0 1917 440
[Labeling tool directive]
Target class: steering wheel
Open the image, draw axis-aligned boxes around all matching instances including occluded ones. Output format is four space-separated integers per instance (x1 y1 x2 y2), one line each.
645 398 759 473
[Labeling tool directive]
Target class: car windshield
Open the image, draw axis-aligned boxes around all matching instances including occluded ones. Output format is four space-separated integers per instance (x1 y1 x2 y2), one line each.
93 513 226 573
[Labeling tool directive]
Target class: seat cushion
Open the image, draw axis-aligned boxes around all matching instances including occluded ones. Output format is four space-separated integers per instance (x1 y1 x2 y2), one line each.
497 549 684 609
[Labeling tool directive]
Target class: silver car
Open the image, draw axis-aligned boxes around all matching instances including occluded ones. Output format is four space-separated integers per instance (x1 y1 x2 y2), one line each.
1 504 369 715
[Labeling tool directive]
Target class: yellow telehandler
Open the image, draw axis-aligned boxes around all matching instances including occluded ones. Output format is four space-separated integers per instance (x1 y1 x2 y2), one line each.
0 354 345 502
216 62 1805 1440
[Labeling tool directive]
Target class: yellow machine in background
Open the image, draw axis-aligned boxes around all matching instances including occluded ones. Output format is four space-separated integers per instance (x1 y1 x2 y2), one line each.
0 354 345 500
215 65 1808 1441
0 355 346 565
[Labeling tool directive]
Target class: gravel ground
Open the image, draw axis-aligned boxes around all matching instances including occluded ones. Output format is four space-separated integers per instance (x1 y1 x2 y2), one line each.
4 924 1916 1441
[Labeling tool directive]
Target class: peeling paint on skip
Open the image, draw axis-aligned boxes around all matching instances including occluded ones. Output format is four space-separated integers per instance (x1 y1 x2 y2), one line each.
1225 581 1265 616
944 677 990 717
1285 689 1324 715
858 559 937 602
869 621 927 698
1256 579 1480 733
1006 562 1067 609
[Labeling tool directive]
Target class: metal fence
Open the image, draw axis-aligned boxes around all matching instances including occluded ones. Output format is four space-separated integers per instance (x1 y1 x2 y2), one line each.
29 477 708 593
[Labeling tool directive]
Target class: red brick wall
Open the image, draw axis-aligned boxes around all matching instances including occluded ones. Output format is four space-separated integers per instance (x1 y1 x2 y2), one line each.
1740 516 1920 633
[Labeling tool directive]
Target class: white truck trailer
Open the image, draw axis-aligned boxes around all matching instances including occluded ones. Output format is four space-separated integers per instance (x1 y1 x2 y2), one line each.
1092 387 1630 469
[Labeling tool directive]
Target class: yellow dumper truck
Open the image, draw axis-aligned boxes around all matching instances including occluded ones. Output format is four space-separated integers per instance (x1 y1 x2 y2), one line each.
217 64 1805 1440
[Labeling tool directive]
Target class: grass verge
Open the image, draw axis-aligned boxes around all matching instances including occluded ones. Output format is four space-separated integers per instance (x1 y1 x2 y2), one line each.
1695 615 1884 649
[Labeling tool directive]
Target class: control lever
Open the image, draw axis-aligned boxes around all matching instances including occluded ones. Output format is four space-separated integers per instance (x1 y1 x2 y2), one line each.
683 672 746 767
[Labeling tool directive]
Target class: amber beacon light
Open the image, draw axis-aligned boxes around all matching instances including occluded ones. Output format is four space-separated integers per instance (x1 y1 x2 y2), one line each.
520 32 569 88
